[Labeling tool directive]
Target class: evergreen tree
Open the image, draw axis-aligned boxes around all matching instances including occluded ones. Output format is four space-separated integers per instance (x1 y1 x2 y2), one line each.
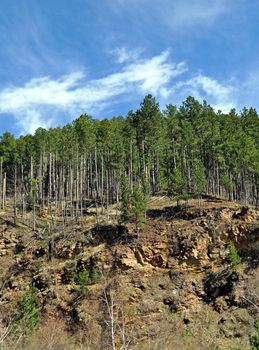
132 183 147 233
0 94 258 215
169 167 187 206
13 283 39 334
120 175 130 224
228 241 241 267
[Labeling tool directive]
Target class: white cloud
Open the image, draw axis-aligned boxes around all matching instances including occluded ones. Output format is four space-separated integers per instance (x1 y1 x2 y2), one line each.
112 47 142 63
174 74 236 112
17 109 54 135
0 51 186 134
0 48 240 135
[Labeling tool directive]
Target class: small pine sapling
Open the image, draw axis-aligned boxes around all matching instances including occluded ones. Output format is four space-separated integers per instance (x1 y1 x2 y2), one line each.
228 240 241 267
13 282 39 334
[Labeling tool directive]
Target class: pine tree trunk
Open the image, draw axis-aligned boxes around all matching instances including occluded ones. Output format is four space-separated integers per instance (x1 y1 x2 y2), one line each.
2 172 6 210
0 158 2 209
13 164 17 225
129 138 133 193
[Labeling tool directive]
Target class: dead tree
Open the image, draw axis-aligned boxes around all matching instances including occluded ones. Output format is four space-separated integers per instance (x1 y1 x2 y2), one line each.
101 282 131 350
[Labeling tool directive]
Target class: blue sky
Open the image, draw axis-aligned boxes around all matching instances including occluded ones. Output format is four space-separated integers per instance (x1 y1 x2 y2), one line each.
0 0 258 135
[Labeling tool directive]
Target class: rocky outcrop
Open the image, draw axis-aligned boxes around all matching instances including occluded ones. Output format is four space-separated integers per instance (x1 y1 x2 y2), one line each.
1 198 259 350
0 230 18 256
233 206 259 222
172 226 211 267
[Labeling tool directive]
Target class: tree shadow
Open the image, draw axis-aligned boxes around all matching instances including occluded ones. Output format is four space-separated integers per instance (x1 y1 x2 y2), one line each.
146 205 202 220
88 224 133 246
242 249 259 270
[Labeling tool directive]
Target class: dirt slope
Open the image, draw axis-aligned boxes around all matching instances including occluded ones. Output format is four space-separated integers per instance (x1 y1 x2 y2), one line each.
0 197 259 349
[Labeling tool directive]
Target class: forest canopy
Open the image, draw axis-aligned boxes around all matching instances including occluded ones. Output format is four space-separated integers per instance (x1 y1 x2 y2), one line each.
0 95 259 213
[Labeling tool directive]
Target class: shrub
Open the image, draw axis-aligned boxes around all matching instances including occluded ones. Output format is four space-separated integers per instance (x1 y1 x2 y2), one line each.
227 241 241 267
250 320 259 350
74 269 100 294
74 270 90 287
74 270 90 295
13 282 39 334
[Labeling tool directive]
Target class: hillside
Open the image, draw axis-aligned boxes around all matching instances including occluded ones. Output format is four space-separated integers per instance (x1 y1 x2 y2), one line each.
0 196 259 349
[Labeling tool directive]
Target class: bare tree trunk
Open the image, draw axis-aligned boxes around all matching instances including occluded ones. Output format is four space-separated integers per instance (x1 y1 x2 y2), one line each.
103 288 117 350
101 153 104 213
21 161 25 217
48 222 55 261
95 147 99 198
48 153 52 211
70 162 74 218
33 196 36 231
102 284 131 350
0 157 2 209
129 138 133 194
2 173 6 211
13 164 17 225
80 155 83 218
30 156 34 193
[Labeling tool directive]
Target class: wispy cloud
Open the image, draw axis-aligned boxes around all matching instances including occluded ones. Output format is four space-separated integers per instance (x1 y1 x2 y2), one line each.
165 0 232 29
110 0 234 31
0 51 186 134
111 47 143 64
0 47 241 135
174 74 236 112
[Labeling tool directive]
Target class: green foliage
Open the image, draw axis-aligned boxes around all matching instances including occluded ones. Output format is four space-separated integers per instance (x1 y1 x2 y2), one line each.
89 269 101 284
26 177 41 206
74 270 90 295
192 158 207 194
220 173 233 193
169 167 188 204
250 334 259 349
0 132 18 187
74 270 90 287
13 283 39 334
73 114 95 152
74 269 100 294
250 320 259 350
132 183 147 230
120 176 130 224
0 131 18 164
31 178 40 196
227 241 241 267
1 93 259 216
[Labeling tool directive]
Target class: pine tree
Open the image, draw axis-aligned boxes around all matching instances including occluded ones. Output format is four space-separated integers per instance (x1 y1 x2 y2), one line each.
120 175 130 224
13 283 39 334
169 167 187 206
192 158 207 209
0 94 258 214
132 183 147 235
228 241 241 267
